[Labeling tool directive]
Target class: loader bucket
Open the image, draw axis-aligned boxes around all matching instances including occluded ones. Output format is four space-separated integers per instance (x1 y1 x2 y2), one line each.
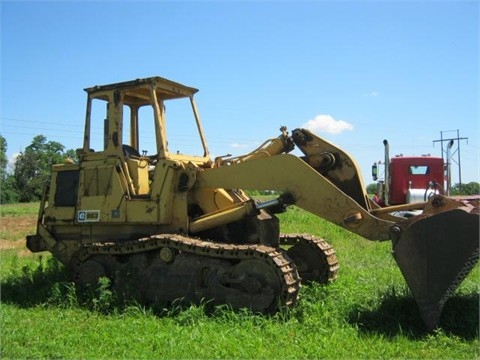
391 203 479 330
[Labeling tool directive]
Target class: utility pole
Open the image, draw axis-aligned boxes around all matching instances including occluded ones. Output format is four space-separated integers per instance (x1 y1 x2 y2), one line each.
433 130 468 192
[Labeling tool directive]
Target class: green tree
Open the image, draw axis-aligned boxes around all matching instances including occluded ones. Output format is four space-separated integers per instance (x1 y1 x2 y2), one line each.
366 182 378 195
1 176 19 203
13 135 69 202
450 182 480 196
0 134 7 181
0 134 20 203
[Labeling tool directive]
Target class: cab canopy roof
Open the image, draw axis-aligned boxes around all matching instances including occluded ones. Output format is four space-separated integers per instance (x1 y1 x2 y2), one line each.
84 76 199 105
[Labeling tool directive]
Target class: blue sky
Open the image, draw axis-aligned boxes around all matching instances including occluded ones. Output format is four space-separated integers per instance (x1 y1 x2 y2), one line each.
1 1 479 186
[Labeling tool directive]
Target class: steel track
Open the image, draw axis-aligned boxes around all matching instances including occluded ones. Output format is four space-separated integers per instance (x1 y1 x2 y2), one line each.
72 234 302 311
280 233 339 283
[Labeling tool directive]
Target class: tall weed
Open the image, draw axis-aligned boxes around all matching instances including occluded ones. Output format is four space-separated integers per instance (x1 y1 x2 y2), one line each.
1 255 68 307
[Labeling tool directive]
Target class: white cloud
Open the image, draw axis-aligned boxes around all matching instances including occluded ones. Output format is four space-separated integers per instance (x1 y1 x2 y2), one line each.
6 153 19 173
363 91 379 97
230 142 250 148
301 114 354 134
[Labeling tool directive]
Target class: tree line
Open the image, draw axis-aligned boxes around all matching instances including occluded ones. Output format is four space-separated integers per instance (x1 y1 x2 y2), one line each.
1 133 478 204
0 134 77 204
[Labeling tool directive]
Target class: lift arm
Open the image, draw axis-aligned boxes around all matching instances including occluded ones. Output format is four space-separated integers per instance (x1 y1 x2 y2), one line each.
195 128 479 330
196 153 394 241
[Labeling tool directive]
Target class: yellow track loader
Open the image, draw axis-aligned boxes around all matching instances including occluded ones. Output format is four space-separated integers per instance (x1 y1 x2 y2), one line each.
26 76 478 330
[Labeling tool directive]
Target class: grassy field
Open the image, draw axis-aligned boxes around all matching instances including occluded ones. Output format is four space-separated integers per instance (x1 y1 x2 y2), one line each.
1 202 478 359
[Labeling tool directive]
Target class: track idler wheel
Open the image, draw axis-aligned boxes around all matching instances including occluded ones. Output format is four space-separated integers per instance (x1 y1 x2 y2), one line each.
226 259 282 312
280 234 339 284
73 255 114 287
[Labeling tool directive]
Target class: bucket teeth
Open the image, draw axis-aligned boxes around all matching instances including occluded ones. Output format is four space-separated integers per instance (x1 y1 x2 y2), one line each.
392 207 479 330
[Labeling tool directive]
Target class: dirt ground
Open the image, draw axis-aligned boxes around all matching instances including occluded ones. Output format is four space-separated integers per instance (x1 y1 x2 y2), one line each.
0 215 37 253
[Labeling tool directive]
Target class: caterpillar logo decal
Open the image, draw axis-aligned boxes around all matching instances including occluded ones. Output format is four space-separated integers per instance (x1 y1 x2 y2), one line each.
77 210 100 222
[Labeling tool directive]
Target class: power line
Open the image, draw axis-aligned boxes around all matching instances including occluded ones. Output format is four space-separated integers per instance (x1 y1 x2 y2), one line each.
432 129 468 191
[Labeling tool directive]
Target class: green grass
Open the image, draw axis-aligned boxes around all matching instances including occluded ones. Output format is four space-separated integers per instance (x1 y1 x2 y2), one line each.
1 204 478 359
0 202 40 217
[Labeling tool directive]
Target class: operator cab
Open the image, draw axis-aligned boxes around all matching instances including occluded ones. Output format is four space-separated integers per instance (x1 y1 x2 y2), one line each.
80 76 211 163
78 76 212 195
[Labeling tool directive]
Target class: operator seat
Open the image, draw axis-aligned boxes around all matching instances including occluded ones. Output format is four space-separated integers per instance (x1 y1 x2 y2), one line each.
122 144 149 195
122 144 141 158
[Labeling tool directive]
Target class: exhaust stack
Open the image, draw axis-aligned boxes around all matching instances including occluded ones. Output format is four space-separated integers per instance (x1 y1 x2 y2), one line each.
445 139 454 195
383 139 390 206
